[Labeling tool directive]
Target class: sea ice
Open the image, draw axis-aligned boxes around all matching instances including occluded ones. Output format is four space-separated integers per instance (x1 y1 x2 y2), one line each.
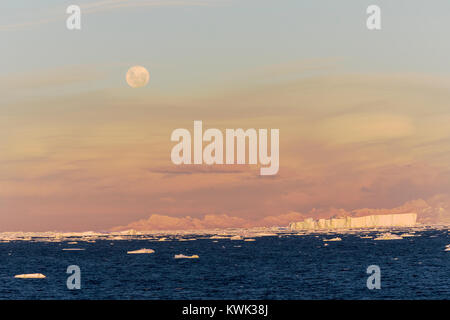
373 233 403 240
174 254 199 259
400 233 416 237
323 237 342 242
14 273 46 279
127 248 155 254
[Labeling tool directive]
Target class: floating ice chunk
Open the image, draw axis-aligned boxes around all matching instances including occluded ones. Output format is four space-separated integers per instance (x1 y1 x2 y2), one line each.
62 248 85 251
14 273 46 279
230 236 243 240
210 235 229 239
244 238 256 241
253 233 277 237
174 254 199 259
111 236 126 240
445 244 450 251
323 237 342 242
127 248 155 254
374 233 403 240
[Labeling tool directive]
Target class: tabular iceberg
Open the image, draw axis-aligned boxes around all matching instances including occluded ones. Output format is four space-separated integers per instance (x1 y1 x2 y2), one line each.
289 213 417 231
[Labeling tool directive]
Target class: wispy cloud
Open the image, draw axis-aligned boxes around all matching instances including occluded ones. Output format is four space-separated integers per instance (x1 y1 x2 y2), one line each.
0 65 106 90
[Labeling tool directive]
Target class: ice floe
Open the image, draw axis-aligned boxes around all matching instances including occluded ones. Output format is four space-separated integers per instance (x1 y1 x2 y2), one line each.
323 237 342 242
174 254 199 259
373 233 403 240
14 273 46 279
0 224 446 245
127 248 155 254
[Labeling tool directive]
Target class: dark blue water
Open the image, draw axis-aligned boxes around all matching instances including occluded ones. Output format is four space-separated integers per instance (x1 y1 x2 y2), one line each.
0 229 448 299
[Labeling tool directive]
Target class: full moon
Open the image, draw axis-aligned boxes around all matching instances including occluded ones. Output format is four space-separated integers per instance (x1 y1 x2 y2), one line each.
126 65 150 88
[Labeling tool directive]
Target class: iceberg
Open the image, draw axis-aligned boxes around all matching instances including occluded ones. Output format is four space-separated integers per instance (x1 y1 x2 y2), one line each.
14 273 46 279
174 254 199 259
289 213 417 231
373 233 403 240
400 233 416 237
323 237 342 242
127 248 155 254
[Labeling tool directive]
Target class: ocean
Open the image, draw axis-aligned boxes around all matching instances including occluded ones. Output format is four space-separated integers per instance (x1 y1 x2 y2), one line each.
0 228 448 299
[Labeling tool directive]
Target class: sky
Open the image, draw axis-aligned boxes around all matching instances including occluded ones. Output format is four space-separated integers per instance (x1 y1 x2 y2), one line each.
1 0 450 231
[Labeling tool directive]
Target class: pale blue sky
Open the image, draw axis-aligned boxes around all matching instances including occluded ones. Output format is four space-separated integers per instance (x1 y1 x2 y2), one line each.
1 0 450 87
